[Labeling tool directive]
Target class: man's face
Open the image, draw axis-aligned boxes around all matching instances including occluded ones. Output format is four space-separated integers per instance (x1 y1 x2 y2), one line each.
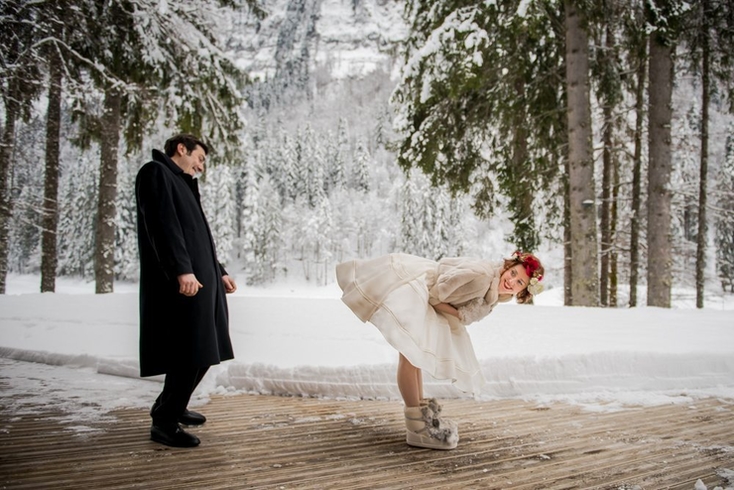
176 144 206 177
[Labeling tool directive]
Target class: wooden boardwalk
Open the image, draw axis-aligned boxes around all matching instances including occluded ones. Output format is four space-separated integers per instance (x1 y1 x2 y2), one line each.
1 393 733 489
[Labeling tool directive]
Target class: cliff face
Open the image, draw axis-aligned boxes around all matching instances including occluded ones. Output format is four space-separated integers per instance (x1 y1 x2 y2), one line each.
229 0 407 83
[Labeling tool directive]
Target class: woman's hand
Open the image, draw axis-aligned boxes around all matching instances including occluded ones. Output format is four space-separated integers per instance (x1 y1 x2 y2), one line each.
455 298 494 325
433 302 460 318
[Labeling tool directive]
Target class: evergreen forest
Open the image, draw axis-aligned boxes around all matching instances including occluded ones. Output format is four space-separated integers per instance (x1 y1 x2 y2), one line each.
1 0 734 308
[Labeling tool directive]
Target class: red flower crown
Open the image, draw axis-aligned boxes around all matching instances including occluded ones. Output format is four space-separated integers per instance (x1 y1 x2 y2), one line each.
510 251 544 295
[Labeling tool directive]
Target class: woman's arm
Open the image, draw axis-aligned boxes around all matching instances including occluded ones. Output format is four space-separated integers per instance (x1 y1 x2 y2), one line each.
433 302 460 318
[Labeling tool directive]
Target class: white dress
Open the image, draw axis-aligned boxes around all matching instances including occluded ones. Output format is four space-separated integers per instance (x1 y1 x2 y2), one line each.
335 253 507 394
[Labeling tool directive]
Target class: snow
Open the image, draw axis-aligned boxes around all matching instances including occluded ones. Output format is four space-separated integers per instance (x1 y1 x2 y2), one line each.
1 272 734 432
231 0 407 81
696 473 734 490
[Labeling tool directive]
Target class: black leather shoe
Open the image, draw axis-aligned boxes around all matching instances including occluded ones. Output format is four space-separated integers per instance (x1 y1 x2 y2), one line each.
178 409 206 426
150 424 200 448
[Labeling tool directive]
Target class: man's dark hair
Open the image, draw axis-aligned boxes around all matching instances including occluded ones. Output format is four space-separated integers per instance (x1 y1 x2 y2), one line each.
164 133 210 157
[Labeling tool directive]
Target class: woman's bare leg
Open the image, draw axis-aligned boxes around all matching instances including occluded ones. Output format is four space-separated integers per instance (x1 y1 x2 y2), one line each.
397 354 422 407
398 353 456 448
417 368 424 401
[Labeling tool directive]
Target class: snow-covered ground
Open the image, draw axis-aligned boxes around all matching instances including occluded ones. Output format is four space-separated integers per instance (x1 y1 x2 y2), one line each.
1 273 734 431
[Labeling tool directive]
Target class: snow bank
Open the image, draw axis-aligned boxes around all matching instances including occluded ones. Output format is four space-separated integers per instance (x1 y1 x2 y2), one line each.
1 292 733 404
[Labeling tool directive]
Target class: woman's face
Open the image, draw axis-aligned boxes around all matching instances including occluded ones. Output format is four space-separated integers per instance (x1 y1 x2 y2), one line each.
498 264 530 296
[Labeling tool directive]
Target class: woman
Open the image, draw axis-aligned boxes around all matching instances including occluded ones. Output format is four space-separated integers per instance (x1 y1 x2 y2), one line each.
335 251 544 450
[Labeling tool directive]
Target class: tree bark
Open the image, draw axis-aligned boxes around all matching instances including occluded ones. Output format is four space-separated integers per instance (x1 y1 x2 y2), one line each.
41 46 63 293
599 23 617 307
646 29 674 308
510 77 536 252
600 104 613 306
0 96 19 295
629 47 645 307
565 0 599 306
695 0 710 309
610 147 619 307
94 88 122 294
564 160 572 306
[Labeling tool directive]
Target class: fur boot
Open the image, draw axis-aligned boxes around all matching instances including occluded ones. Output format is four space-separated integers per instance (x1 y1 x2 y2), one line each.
404 405 458 450
420 397 442 415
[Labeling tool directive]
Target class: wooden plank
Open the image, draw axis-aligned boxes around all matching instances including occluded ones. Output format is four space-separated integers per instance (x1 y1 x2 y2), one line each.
1 393 733 489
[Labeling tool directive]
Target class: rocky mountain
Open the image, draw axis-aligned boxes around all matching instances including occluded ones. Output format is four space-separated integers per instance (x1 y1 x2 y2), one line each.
227 0 407 88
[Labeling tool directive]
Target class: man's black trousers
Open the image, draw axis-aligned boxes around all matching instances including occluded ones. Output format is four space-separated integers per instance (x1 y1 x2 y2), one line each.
150 366 209 427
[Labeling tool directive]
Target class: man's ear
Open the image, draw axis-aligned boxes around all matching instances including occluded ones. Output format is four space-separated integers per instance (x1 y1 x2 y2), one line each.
177 143 187 156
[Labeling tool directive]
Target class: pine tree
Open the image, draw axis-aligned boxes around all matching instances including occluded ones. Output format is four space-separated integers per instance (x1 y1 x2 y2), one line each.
40 2 64 292
392 0 564 252
241 156 284 285
353 138 371 193
678 0 734 307
590 2 625 307
331 118 351 191
5 116 45 274
241 157 262 282
325 130 347 192
304 193 334 285
0 0 45 293
565 0 599 306
301 124 325 207
267 126 293 203
114 156 139 281
337 117 350 157
36 0 93 292
646 0 686 308
256 175 284 282
624 0 648 308
398 175 422 256
397 172 466 260
74 0 249 293
670 105 701 253
715 127 734 292
57 147 98 278
8 165 42 274
202 165 236 266
287 130 305 202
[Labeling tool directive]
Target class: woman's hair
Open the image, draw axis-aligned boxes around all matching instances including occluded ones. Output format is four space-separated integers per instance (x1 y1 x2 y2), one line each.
501 252 545 305
164 133 209 157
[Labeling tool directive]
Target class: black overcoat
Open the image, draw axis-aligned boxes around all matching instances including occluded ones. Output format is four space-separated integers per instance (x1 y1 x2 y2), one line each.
135 149 234 377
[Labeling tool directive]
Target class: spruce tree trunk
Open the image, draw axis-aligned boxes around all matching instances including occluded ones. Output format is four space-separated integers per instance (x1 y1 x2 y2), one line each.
629 44 646 308
0 95 19 295
511 77 535 252
564 0 599 306
41 52 63 293
646 30 674 308
94 88 121 294
600 104 613 306
564 161 572 306
599 25 617 307
696 0 710 309
610 151 619 307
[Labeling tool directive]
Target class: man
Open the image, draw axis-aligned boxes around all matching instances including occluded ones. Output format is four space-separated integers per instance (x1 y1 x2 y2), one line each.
135 133 237 448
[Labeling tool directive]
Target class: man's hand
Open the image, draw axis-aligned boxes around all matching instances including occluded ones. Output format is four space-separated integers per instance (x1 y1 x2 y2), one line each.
178 273 203 296
222 275 237 294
